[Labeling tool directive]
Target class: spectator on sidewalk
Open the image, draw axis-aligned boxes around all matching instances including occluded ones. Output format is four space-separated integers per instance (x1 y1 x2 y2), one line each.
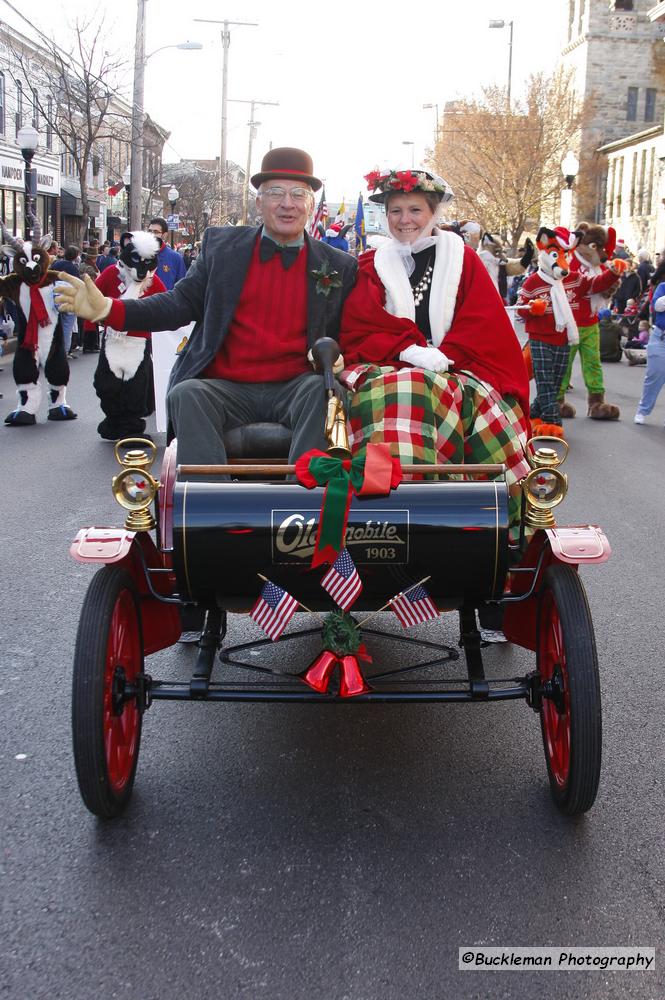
146 217 186 289
634 280 665 422
598 308 623 362
51 246 82 357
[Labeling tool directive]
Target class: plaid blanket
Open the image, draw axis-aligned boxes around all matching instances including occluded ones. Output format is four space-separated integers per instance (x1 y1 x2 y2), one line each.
342 365 530 536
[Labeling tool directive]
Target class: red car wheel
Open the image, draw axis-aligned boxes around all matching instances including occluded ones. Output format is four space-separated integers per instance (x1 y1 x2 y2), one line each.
72 566 144 818
536 564 602 816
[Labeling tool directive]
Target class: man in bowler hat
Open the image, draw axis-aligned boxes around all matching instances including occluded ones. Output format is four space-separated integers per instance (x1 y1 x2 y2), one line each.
55 147 358 468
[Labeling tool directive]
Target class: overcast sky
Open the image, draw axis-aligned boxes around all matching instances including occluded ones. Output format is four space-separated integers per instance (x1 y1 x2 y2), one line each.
1 0 564 202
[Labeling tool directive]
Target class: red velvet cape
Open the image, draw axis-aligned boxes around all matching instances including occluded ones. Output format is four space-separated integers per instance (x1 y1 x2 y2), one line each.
339 244 529 416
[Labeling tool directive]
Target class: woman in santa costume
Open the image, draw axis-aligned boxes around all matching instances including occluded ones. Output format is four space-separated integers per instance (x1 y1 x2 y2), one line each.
339 165 531 543
91 231 166 441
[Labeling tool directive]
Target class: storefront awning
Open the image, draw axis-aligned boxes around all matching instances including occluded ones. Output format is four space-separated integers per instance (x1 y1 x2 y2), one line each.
60 190 100 217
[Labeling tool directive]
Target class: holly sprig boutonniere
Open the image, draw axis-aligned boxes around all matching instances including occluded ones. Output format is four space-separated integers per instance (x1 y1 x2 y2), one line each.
311 259 342 297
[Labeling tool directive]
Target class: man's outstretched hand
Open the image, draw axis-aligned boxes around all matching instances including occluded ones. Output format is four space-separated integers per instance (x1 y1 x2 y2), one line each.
53 272 112 323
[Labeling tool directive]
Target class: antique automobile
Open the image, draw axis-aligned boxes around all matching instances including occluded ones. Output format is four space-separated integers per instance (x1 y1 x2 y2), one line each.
70 340 610 820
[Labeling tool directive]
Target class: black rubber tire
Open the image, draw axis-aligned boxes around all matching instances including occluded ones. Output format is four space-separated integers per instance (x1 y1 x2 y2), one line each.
536 563 602 816
72 566 144 818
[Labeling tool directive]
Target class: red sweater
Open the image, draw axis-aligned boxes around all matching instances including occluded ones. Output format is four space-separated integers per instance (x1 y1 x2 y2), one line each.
202 236 309 381
91 265 166 339
516 268 618 345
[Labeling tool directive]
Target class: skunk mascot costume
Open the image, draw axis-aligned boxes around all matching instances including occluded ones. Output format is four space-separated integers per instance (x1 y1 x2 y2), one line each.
1 222 76 426
92 231 166 440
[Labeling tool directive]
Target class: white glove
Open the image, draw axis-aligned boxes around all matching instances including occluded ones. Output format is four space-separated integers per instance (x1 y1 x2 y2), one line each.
653 295 665 313
567 327 579 346
53 272 112 323
399 343 450 372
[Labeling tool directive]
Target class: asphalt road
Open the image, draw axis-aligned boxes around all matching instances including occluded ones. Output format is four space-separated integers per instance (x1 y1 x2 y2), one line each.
1 350 664 1000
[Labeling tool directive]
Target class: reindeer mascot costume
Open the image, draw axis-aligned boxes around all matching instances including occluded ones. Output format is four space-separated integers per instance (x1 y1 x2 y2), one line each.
516 226 624 439
91 231 165 441
1 222 76 426
557 221 621 420
478 232 534 301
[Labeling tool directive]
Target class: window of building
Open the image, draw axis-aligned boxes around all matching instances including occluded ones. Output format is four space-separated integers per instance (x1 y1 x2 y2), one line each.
31 88 38 129
46 97 52 150
0 73 4 136
610 0 633 9
15 80 22 135
616 156 623 217
645 88 656 122
626 86 638 121
630 151 637 215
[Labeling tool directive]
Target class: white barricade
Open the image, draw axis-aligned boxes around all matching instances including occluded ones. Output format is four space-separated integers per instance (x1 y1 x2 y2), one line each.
152 322 195 432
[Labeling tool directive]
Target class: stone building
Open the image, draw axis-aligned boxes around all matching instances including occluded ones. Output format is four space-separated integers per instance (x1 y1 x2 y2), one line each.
560 0 665 222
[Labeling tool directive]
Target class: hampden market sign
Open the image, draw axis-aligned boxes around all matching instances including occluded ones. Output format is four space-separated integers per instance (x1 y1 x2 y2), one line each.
0 151 59 195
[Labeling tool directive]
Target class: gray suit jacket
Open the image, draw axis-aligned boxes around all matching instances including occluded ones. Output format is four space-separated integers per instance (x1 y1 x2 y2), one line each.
120 225 358 389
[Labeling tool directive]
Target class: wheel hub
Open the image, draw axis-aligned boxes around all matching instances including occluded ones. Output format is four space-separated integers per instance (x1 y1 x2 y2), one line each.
542 663 566 714
111 665 128 715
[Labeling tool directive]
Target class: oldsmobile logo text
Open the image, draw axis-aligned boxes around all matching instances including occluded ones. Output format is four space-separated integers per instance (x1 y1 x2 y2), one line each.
271 508 409 564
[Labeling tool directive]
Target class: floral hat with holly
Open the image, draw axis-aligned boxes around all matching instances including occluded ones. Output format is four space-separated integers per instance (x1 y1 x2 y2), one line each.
364 166 453 204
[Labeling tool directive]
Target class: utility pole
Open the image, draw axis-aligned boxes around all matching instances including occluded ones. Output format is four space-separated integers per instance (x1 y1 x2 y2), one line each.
129 0 147 230
194 18 258 224
229 98 279 224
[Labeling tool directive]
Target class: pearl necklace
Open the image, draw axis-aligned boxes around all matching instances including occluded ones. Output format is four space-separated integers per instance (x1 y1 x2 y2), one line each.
412 262 433 306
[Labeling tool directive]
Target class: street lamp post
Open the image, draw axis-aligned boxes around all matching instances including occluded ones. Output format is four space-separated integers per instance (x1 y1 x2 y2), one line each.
489 19 514 109
168 185 179 247
202 203 210 232
560 151 579 229
129 0 202 229
422 103 440 144
17 125 39 240
194 18 259 224
402 141 415 168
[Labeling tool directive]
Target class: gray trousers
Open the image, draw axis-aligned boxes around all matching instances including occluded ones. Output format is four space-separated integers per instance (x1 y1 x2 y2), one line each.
167 374 329 466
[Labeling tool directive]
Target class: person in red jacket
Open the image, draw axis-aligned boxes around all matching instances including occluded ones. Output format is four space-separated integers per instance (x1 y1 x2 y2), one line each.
516 226 624 437
92 231 166 441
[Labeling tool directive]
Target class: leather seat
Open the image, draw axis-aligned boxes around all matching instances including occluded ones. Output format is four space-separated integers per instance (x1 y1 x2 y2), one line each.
223 422 292 459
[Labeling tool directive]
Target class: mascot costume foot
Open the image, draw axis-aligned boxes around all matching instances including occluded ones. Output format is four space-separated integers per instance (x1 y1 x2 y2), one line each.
1 221 76 426
91 231 165 441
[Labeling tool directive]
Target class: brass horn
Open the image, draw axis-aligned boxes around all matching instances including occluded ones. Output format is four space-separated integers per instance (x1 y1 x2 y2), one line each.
311 337 351 458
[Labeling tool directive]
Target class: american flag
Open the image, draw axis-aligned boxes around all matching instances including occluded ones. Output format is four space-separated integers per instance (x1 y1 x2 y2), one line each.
250 580 299 641
309 185 328 240
389 584 438 628
320 548 363 610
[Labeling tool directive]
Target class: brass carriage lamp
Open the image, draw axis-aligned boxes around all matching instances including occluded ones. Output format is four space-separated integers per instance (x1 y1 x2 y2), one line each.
522 437 569 529
111 439 160 531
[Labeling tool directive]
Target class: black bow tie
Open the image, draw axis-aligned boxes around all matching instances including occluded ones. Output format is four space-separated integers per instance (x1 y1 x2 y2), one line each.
259 236 301 270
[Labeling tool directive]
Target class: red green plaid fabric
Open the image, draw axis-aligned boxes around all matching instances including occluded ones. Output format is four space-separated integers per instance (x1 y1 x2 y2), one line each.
343 365 530 536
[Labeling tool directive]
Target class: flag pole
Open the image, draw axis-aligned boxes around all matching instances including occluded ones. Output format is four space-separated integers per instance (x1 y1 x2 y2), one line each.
354 576 432 629
257 574 325 620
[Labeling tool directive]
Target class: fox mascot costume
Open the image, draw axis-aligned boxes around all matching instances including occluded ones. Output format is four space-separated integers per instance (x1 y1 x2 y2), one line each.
516 226 624 438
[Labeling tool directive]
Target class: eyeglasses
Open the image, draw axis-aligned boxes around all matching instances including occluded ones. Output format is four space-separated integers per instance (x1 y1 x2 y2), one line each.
259 186 312 203
148 228 164 235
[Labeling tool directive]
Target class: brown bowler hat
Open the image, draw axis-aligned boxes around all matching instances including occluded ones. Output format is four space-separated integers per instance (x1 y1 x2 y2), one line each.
250 147 322 192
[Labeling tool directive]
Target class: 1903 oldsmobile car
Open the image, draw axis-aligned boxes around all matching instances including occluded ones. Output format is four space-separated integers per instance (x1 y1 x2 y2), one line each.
70 342 610 820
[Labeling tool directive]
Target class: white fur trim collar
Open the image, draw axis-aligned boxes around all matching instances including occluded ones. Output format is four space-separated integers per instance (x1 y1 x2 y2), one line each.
373 231 464 347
